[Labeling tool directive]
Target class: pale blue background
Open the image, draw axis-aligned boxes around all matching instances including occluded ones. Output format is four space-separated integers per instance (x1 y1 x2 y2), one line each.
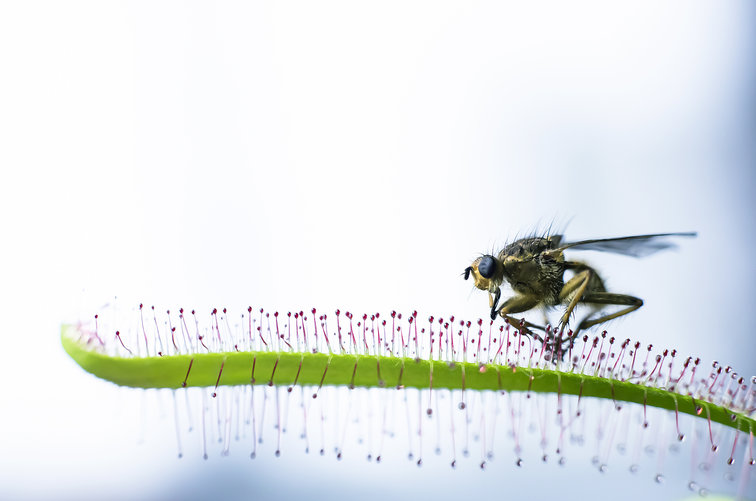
0 1 754 500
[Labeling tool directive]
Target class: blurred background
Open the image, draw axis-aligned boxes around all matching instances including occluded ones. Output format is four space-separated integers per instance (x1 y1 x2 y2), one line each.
0 1 754 499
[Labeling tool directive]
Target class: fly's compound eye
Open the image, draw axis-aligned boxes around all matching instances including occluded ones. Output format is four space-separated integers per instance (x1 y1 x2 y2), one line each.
478 255 496 279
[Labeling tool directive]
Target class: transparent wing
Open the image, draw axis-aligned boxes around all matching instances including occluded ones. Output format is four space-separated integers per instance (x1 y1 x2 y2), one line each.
555 232 697 258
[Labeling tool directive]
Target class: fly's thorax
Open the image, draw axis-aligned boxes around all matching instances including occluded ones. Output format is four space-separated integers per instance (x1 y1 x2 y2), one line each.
499 254 541 285
497 250 566 303
499 236 560 260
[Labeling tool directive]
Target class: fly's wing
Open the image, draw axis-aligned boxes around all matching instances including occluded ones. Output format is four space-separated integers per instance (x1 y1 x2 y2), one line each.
554 232 697 258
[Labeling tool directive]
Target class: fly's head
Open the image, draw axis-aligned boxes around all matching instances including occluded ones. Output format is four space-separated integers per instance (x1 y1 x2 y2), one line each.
463 255 501 292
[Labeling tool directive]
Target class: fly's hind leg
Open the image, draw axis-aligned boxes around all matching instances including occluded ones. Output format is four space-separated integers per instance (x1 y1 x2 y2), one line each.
574 292 643 337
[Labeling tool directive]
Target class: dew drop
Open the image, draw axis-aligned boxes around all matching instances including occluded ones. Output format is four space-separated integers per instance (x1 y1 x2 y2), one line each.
559 457 566 466
726 457 734 465
458 402 466 410
319 448 325 456
630 464 639 473
417 458 422 467
250 452 256 459
542 454 548 463
515 458 523 467
654 474 664 484
451 460 456 468
275 450 281 457
699 488 709 497
678 434 685 442
695 405 703 415
687 481 698 491
599 464 608 473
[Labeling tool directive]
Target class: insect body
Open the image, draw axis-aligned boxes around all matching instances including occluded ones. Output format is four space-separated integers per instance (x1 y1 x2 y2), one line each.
463 232 696 340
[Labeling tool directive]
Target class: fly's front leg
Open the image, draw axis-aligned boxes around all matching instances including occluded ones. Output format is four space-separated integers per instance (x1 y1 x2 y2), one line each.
495 294 544 336
488 287 501 318
502 316 548 341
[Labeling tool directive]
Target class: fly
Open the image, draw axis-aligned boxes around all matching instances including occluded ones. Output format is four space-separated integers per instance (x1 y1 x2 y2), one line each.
463 232 697 345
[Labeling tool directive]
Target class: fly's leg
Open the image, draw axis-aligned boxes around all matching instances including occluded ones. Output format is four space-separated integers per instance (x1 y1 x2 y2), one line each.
488 288 502 316
496 294 540 319
554 292 643 359
546 267 594 360
573 292 643 336
494 295 544 337
557 269 592 333
502 316 548 340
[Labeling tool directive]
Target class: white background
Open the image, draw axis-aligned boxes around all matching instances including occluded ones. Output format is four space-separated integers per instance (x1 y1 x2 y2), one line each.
0 1 754 500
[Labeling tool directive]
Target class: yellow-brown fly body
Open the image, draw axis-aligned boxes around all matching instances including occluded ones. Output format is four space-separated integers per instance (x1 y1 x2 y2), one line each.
463 232 696 341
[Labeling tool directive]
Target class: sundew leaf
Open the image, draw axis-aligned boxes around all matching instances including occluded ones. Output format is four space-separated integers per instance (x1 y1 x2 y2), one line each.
61 306 756 497
61 311 755 435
